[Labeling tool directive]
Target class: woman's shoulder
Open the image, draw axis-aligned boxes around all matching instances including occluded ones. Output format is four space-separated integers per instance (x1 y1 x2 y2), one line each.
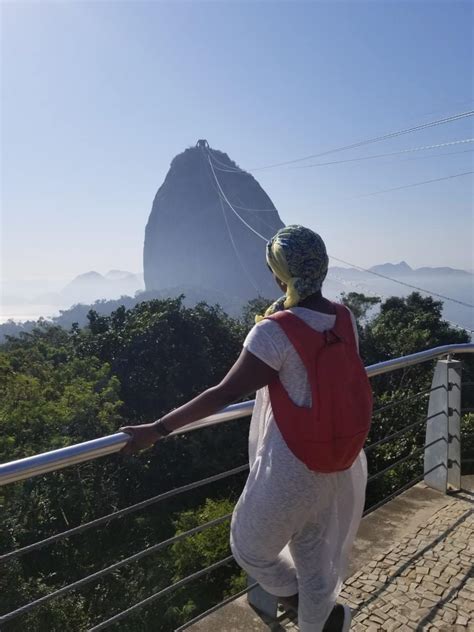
245 317 290 346
244 317 295 370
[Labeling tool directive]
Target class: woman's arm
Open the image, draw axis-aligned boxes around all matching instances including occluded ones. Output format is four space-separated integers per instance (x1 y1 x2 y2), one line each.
120 348 277 453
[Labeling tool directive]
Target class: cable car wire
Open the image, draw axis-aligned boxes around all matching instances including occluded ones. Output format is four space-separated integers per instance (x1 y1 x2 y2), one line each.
251 110 474 171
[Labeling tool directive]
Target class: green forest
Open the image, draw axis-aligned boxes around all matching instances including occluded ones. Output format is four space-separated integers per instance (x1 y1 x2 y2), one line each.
1 293 473 631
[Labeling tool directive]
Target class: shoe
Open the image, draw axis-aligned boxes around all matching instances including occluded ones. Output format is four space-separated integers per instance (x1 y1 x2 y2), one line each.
340 604 351 631
322 604 352 631
278 593 299 613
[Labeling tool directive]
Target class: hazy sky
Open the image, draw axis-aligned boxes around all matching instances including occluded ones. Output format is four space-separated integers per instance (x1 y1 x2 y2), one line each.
1 0 473 282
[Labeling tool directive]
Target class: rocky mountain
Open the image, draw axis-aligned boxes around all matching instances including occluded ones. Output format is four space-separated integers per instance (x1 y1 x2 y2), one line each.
331 262 473 280
368 262 472 277
105 270 137 281
369 261 413 276
143 141 285 301
61 271 143 303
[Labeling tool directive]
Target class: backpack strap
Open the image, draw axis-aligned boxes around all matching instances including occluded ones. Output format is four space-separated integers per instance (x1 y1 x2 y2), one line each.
333 304 358 350
266 304 358 359
265 311 323 377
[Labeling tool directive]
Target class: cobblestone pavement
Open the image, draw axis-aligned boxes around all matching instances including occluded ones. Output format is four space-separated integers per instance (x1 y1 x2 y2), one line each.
341 489 473 631
275 490 473 631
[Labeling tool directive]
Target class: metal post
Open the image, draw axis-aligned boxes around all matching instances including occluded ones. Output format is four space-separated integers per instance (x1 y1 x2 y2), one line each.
246 576 278 618
447 360 462 491
424 359 462 492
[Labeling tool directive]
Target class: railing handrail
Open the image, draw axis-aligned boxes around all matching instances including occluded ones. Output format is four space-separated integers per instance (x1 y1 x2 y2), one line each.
1 342 473 487
365 343 474 376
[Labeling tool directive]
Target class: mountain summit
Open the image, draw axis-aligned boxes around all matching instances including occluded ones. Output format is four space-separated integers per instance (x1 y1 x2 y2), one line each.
369 261 413 276
143 142 285 301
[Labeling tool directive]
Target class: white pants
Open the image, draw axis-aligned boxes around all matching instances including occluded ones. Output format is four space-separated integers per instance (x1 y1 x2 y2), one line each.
230 446 367 632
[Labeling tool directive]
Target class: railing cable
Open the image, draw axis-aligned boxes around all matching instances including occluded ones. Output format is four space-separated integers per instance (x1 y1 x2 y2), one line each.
363 474 424 516
372 387 437 416
367 437 444 484
365 417 426 454
0 464 248 564
0 514 233 624
88 555 236 631
174 582 258 631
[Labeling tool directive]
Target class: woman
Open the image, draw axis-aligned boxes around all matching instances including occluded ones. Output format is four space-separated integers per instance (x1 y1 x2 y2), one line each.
121 225 369 632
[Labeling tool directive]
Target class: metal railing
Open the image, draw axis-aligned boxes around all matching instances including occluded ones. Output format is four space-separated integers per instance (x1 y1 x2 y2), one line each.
1 343 472 487
0 343 473 631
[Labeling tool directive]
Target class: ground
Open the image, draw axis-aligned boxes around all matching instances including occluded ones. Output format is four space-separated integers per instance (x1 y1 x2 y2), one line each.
187 478 473 631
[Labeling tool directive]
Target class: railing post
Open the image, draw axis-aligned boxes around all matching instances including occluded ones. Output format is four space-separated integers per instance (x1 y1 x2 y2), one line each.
424 358 462 493
247 576 278 618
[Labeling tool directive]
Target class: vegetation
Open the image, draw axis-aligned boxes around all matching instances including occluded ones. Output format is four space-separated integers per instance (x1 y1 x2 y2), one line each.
0 293 472 631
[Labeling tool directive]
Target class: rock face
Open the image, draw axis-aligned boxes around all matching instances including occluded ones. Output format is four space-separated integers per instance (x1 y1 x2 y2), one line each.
143 142 285 301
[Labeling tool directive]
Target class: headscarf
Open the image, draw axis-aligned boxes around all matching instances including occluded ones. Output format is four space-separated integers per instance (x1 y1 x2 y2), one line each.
257 225 329 322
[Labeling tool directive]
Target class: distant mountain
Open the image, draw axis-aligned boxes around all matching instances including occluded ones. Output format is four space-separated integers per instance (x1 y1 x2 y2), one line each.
330 262 472 279
1 272 144 313
2 263 472 341
60 271 144 304
414 266 472 277
105 270 139 281
369 261 413 276
62 271 108 296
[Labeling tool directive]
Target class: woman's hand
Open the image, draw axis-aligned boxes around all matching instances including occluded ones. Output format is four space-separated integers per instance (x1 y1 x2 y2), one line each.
120 423 162 455
118 350 277 456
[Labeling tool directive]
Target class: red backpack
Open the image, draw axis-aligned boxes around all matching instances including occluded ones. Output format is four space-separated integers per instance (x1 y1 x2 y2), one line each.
266 304 372 472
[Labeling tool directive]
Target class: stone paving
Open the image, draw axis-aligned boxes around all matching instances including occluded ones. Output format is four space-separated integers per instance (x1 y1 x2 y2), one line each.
278 489 473 631
342 489 473 630
189 484 473 631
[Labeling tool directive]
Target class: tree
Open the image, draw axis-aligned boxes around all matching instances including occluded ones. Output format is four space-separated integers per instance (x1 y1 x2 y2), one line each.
1 292 471 630
240 297 273 330
364 292 469 363
0 299 249 631
356 292 472 508
340 291 381 323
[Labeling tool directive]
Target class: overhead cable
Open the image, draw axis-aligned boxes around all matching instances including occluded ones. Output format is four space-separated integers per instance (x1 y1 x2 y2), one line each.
232 203 279 212
327 273 473 333
207 155 269 241
295 138 474 169
217 195 261 293
207 154 279 212
329 256 474 309
250 110 474 171
208 148 242 172
232 193 281 233
207 147 473 310
353 170 473 198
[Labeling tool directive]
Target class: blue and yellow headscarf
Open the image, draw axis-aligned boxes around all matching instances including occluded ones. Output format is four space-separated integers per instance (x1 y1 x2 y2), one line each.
257 225 329 322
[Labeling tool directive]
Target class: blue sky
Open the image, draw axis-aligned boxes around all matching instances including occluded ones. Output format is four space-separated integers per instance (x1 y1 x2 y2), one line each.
1 0 473 281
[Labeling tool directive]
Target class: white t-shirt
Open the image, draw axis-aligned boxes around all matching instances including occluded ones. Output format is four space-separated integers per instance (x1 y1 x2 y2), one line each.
243 306 358 467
